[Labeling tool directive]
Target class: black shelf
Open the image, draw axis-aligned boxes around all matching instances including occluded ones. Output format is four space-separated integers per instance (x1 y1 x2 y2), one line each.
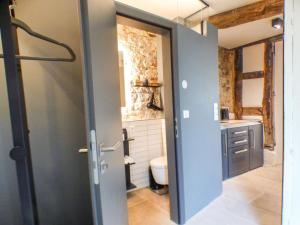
126 183 137 191
123 129 137 191
133 84 162 88
123 138 135 142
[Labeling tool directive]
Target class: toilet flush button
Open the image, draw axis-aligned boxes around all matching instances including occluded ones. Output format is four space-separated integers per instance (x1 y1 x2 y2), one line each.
183 110 190 119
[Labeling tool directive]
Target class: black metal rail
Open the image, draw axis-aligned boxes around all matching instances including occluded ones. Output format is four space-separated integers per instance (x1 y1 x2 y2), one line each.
0 1 39 225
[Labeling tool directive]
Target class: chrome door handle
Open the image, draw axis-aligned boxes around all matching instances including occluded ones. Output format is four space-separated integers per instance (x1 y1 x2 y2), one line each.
101 141 121 152
234 131 247 135
79 148 88 153
234 139 247 144
234 149 248 154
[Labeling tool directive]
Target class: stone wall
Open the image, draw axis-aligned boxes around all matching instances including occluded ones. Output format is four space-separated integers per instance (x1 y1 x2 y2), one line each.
218 47 235 113
118 24 163 121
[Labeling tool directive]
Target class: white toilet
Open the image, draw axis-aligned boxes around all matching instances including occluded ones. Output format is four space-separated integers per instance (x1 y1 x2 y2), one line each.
150 156 168 185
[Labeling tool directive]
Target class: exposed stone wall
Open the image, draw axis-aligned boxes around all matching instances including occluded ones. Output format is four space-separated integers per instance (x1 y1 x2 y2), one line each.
118 25 163 121
219 47 235 113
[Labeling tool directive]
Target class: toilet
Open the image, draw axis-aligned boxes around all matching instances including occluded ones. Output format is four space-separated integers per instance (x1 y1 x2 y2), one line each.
150 156 168 185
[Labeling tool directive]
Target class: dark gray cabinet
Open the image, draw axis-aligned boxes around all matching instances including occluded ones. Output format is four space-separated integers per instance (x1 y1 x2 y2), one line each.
221 123 264 180
221 130 229 180
229 145 250 177
249 124 264 170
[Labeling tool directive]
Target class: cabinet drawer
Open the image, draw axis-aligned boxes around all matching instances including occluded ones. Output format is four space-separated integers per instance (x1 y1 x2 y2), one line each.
229 145 250 177
228 127 249 139
228 136 249 148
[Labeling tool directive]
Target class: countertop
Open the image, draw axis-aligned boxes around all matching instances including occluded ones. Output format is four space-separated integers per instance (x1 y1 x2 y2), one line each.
220 120 261 130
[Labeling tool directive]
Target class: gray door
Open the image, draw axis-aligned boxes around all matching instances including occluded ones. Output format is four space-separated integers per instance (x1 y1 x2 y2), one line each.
78 1 128 225
175 24 223 222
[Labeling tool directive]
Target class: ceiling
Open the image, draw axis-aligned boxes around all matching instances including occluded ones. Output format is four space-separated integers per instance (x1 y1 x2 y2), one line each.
219 15 284 49
116 0 261 20
116 0 283 49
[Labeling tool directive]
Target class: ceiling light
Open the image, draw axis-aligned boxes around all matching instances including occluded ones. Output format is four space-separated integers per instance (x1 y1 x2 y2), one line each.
272 18 283 30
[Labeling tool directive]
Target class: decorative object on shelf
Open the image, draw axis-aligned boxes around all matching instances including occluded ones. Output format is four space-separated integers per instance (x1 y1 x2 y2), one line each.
133 79 143 86
143 78 149 86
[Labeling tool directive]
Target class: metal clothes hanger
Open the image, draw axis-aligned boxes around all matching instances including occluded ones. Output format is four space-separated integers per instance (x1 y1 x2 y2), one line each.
0 18 76 62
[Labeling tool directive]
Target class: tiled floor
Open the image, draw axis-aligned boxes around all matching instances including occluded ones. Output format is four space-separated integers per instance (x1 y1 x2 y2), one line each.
127 165 282 225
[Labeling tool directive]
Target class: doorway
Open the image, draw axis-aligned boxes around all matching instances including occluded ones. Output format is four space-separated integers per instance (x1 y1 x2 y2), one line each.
116 15 177 225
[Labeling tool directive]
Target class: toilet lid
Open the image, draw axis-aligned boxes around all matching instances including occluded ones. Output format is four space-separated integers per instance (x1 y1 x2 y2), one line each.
150 156 168 169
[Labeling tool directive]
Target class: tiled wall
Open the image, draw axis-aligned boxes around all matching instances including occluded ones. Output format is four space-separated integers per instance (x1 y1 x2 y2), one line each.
122 119 166 189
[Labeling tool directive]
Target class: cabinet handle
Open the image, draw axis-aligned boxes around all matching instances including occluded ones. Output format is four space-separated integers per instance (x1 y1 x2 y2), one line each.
234 130 247 135
253 130 256 149
225 132 228 157
234 139 247 144
234 149 248 154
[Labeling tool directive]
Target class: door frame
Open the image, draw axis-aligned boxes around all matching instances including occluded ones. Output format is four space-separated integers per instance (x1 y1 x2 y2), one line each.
116 2 183 224
282 0 300 224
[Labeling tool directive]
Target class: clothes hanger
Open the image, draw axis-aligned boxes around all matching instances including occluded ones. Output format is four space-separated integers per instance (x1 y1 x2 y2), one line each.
147 91 163 111
0 18 76 62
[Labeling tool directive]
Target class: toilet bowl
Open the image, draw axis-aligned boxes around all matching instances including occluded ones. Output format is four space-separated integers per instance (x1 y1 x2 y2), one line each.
150 156 168 185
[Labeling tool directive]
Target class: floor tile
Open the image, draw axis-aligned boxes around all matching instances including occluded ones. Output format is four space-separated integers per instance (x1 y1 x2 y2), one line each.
127 165 282 225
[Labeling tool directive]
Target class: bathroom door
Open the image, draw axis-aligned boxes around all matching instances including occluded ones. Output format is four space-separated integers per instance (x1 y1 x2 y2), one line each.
79 1 128 225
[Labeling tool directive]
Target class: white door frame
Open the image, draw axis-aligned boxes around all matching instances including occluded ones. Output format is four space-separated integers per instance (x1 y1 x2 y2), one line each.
282 0 300 224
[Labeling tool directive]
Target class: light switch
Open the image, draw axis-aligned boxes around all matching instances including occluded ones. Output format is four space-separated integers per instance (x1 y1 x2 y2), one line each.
183 110 190 119
214 103 219 121
182 80 188 89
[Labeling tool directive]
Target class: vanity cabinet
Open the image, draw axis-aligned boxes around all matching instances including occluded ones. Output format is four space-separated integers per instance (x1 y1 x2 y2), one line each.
221 123 264 180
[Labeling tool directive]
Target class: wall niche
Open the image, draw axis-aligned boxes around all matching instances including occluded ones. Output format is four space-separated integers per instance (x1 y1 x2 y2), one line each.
117 24 164 121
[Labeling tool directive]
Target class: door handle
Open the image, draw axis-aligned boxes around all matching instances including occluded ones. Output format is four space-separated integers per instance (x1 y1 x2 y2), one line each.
234 149 248 154
101 141 121 152
234 139 247 144
234 131 247 135
79 148 88 153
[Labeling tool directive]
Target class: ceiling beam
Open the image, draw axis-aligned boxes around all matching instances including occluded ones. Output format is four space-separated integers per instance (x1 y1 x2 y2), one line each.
208 0 284 29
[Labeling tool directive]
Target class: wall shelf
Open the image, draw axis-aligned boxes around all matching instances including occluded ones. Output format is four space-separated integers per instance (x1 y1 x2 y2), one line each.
133 84 162 88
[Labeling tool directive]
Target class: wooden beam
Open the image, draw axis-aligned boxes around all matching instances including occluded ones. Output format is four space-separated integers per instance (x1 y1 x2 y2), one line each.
234 48 243 120
262 41 275 147
242 107 263 116
243 71 264 79
209 0 284 29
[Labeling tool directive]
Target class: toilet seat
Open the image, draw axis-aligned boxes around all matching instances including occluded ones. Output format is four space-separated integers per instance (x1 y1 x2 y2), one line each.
150 156 167 168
